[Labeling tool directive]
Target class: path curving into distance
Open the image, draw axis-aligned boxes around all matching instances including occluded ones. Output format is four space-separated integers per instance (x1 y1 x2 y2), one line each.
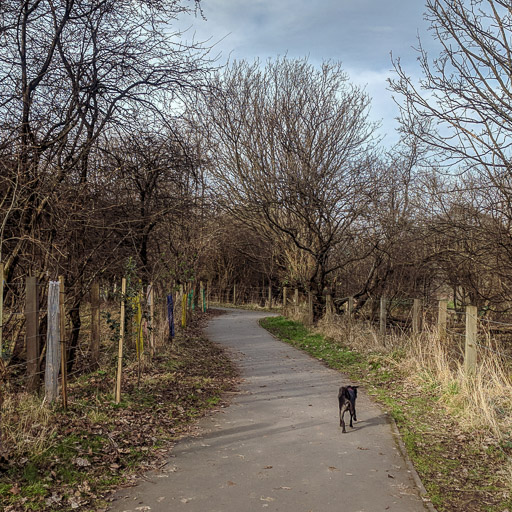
110 308 430 512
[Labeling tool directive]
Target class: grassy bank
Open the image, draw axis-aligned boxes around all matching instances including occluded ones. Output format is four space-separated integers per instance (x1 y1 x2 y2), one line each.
0 312 238 512
260 316 512 512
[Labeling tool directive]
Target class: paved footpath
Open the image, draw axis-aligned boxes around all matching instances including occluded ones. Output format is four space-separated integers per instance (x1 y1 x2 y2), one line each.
110 309 429 512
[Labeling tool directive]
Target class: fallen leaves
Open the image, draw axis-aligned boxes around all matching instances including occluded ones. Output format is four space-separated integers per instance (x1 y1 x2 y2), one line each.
0 311 239 512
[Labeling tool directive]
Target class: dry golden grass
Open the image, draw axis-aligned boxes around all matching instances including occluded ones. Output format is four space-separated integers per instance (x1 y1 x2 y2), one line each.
317 314 512 440
407 328 512 439
1 392 57 458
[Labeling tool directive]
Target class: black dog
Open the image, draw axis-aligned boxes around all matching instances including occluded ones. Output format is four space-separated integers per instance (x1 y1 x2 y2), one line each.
338 385 358 433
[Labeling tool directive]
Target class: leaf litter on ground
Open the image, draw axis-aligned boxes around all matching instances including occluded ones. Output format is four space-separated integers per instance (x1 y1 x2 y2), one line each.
0 310 239 512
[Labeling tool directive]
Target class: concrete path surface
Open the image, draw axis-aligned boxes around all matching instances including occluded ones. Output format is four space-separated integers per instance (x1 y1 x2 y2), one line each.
109 309 429 512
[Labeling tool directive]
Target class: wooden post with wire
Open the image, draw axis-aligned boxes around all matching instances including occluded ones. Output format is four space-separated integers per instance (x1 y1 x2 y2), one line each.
59 276 68 409
438 300 448 340
26 276 40 392
380 297 387 339
268 282 272 309
115 278 126 404
412 299 422 334
465 305 477 374
90 281 100 369
347 296 354 319
0 263 4 358
149 283 154 357
325 294 333 319
181 291 187 329
308 290 314 325
282 287 288 315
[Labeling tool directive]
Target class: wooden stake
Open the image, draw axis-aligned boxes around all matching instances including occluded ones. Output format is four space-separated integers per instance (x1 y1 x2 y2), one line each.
380 297 387 338
283 287 288 314
59 276 68 409
412 299 422 334
465 305 477 374
0 263 4 358
326 294 333 319
200 281 205 312
181 292 187 329
438 300 448 340
90 281 100 369
149 283 154 357
308 290 314 325
26 276 40 392
294 288 299 315
115 278 126 404
268 283 272 309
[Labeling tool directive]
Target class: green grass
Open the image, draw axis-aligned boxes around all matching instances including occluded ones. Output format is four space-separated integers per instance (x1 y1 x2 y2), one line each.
260 316 363 372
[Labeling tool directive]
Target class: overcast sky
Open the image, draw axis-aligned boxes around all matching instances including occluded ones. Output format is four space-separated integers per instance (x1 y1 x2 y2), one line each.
177 0 437 147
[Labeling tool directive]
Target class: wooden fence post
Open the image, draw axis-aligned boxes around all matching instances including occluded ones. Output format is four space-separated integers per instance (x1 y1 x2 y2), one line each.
115 278 126 404
90 281 100 369
26 276 40 392
325 294 333 319
438 300 448 340
412 299 422 334
233 283 237 305
308 290 314 325
268 283 272 309
380 297 387 338
0 263 3 358
181 292 187 329
149 283 154 357
59 276 68 409
200 281 205 312
465 305 477 374
347 296 354 319
294 288 299 315
283 287 288 314
135 291 143 360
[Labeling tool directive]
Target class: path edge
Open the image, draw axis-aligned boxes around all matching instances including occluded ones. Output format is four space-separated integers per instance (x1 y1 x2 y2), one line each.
386 413 438 512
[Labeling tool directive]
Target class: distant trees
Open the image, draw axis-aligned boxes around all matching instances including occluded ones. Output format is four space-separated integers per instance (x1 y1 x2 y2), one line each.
201 57 378 315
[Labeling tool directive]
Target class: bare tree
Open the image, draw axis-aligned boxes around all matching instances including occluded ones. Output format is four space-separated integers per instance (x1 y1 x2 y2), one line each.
201 57 378 316
391 0 512 172
0 0 211 281
0 0 212 369
390 0 512 310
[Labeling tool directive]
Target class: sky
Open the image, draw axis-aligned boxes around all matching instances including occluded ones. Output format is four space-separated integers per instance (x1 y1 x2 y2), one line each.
176 0 437 147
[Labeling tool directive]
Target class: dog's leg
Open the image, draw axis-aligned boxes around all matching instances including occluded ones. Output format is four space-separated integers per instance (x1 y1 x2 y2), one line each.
340 404 348 433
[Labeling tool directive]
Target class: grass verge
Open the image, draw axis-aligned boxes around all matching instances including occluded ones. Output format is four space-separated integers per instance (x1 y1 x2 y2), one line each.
260 316 512 512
